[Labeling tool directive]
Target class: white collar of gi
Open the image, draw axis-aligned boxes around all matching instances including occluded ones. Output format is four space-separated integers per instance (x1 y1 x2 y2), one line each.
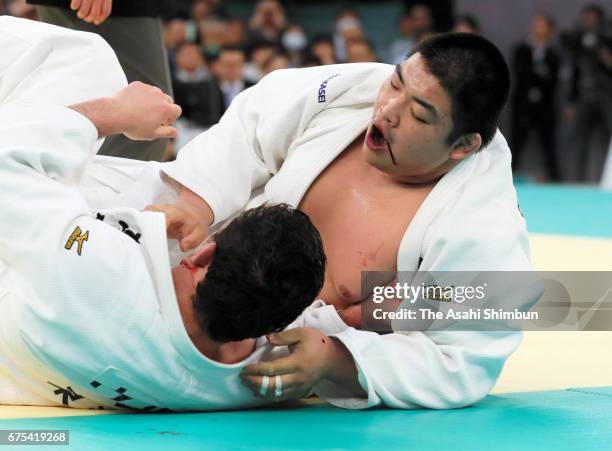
138 211 271 373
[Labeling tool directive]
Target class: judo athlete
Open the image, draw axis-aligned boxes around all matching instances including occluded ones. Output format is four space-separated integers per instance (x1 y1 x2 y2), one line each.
155 32 536 409
0 24 342 411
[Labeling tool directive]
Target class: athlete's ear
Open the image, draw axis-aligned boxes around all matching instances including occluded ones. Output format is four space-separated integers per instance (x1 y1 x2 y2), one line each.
449 133 482 160
184 242 217 268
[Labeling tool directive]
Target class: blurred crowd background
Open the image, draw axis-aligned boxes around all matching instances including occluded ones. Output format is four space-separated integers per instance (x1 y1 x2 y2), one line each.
2 0 611 185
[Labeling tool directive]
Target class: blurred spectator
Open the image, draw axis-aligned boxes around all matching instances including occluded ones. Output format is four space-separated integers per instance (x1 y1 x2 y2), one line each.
199 18 228 55
186 0 226 42
562 4 612 181
453 14 479 34
174 42 209 82
164 18 188 75
511 13 561 181
261 52 290 76
216 46 253 108
346 38 377 63
248 0 287 44
410 4 434 40
204 48 220 78
186 0 208 42
173 81 222 151
386 11 415 64
302 54 323 67
173 43 253 151
403 0 453 32
244 39 279 83
225 17 247 46
281 24 308 67
159 0 192 20
386 4 433 64
333 8 363 62
308 34 337 66
165 18 188 49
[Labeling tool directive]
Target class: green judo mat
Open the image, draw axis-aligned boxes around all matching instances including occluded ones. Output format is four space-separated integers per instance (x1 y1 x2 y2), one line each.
2 388 612 450
515 184 612 238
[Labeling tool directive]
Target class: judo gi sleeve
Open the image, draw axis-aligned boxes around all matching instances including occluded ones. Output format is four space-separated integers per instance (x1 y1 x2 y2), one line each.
0 101 101 287
316 217 535 410
161 67 325 226
0 17 127 109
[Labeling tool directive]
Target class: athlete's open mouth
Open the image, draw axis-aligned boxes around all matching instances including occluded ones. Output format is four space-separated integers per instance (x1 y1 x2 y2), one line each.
371 124 387 147
367 123 396 165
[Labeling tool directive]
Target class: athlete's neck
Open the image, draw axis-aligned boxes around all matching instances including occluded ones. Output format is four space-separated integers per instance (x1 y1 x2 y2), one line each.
175 280 256 364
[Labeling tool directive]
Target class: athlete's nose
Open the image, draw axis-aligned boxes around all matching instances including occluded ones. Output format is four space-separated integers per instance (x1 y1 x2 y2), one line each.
380 96 400 128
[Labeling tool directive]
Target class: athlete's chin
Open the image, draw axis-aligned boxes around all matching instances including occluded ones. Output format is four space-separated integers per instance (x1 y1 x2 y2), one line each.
362 145 391 170
390 170 439 185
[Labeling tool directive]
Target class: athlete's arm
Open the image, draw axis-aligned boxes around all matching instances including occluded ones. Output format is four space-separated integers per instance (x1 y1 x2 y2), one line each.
69 81 181 140
0 82 180 285
158 66 342 250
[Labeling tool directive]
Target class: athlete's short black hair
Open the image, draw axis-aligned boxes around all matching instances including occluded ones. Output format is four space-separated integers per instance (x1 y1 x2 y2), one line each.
193 204 326 342
408 32 510 149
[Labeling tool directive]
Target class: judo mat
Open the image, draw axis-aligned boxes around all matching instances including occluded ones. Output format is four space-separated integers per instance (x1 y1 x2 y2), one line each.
2 183 612 450
1 388 612 450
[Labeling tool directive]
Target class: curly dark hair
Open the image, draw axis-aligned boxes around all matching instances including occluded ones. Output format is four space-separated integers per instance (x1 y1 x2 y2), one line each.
193 204 326 342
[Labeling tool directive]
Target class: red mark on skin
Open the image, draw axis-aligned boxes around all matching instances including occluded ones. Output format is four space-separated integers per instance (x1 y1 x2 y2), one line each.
362 243 384 268
322 339 327 344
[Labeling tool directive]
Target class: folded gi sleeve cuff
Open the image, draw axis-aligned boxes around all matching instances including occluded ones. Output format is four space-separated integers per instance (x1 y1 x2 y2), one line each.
0 101 100 175
160 165 228 227
2 101 99 147
314 327 381 409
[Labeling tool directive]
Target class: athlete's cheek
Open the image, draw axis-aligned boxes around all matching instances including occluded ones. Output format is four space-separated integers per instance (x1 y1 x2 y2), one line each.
395 143 415 166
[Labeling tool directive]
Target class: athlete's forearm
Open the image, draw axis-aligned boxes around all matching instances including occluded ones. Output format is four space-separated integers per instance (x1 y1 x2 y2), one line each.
69 97 117 138
325 337 366 396
69 81 181 141
176 185 215 227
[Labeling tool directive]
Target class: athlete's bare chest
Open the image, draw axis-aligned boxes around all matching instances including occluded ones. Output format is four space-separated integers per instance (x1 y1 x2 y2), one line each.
299 138 432 308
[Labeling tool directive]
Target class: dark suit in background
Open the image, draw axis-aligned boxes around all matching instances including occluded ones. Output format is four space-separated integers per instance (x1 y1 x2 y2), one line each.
510 41 561 181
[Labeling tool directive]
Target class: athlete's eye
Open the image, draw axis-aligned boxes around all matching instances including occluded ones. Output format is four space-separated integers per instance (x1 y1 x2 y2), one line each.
412 110 428 124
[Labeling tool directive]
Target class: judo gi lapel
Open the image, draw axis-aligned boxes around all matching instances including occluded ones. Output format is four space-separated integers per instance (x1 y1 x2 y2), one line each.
396 130 516 272
263 106 373 208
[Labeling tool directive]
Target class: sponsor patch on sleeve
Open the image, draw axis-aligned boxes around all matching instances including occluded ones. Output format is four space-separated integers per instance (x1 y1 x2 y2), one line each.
65 226 89 256
317 74 341 103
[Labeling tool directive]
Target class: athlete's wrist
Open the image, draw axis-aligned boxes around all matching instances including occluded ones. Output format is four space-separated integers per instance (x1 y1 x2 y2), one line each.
177 186 214 227
69 97 118 138
323 337 365 396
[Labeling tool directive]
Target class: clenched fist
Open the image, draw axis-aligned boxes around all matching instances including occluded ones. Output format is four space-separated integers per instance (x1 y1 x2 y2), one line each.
69 81 182 140
111 82 182 141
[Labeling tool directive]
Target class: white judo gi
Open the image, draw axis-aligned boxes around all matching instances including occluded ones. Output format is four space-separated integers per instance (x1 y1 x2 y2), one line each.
0 17 346 410
0 16 535 411
160 61 536 409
